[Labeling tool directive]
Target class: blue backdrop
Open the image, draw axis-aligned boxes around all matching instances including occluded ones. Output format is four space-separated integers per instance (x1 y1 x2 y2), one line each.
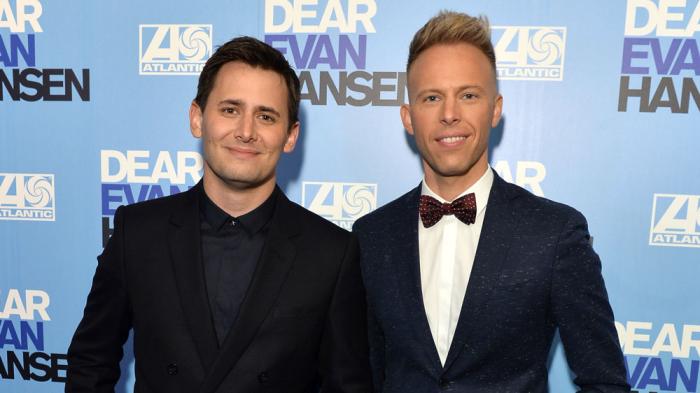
1 0 698 392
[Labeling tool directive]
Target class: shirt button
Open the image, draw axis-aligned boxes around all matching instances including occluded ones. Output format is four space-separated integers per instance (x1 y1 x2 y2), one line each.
166 363 178 376
257 371 269 383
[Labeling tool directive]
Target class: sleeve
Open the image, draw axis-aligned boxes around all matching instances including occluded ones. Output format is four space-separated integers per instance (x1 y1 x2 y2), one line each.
65 205 132 393
318 235 374 393
353 220 384 392
550 210 631 393
367 301 385 393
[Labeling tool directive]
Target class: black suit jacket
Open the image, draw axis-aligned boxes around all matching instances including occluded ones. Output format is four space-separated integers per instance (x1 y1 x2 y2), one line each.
66 182 372 393
353 173 630 393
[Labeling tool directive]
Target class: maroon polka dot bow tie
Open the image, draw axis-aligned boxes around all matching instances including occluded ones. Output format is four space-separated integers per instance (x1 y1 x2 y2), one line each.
419 193 477 228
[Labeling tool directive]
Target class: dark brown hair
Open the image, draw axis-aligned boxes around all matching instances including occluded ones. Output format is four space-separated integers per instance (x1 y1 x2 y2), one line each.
194 36 300 128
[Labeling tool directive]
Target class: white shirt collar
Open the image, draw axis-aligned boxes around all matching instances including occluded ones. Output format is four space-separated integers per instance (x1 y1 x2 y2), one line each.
421 166 494 218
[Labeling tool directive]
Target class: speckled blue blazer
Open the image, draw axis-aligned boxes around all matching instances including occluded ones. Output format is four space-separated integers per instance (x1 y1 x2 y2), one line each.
353 173 630 393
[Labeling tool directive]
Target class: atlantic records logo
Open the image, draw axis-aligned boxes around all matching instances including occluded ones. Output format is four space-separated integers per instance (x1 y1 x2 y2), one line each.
492 26 567 81
139 24 212 75
0 173 55 221
301 182 377 229
649 193 700 248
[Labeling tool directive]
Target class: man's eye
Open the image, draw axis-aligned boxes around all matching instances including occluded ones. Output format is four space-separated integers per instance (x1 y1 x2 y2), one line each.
259 114 275 123
463 93 477 99
424 95 439 102
222 107 237 114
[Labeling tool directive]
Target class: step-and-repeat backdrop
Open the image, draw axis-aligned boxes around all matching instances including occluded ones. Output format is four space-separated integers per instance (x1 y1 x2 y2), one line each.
1 0 698 392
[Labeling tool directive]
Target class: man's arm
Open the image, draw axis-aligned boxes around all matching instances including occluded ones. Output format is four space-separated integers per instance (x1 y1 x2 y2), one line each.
65 206 132 392
318 235 373 393
551 210 631 393
366 303 385 393
353 219 384 392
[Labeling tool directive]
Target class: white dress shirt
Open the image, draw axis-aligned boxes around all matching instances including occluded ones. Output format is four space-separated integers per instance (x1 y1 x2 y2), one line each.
419 167 494 365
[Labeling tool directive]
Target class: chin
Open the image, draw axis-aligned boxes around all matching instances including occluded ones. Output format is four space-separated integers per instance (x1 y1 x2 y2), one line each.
431 163 472 177
230 172 276 189
209 167 250 185
437 170 471 178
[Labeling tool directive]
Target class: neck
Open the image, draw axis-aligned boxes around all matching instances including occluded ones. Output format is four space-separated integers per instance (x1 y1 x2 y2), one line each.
424 162 488 202
202 169 276 218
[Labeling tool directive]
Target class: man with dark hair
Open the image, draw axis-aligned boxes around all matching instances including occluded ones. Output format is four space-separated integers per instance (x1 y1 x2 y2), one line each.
353 11 630 393
66 36 372 393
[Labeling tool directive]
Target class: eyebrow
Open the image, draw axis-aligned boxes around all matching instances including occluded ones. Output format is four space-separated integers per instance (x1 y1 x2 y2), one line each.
416 84 485 97
218 99 243 107
257 105 282 118
218 99 282 117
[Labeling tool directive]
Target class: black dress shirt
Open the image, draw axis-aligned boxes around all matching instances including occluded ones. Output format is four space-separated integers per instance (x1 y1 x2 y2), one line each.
199 187 277 344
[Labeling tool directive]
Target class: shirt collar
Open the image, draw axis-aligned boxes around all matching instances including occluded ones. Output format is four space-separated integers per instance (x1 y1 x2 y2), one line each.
421 166 494 217
199 186 278 234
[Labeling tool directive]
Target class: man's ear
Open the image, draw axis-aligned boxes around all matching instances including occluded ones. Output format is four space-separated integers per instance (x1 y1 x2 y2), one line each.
190 101 203 138
400 104 414 136
491 94 503 128
283 121 300 153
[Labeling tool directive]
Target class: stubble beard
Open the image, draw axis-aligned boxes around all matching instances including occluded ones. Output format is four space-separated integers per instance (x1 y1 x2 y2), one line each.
204 154 274 192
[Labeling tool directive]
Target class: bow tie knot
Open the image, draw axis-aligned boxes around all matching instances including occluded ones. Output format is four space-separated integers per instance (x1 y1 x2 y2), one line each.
419 193 477 228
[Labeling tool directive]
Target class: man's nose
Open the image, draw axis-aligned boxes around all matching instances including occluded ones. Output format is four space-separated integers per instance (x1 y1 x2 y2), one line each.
440 97 460 126
234 114 256 142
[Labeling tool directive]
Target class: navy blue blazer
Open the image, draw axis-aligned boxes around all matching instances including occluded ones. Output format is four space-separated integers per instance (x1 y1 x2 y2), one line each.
353 173 630 393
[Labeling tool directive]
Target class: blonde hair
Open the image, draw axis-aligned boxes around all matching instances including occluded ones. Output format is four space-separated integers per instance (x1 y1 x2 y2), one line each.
407 10 495 73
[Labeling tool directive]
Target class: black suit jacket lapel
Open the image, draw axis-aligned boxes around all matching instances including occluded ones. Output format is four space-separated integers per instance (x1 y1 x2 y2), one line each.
200 190 299 393
443 174 521 371
397 185 443 373
168 182 219 370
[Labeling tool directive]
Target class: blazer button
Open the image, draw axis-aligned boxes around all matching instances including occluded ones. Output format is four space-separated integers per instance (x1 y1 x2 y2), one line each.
166 363 178 376
257 372 269 384
438 378 449 389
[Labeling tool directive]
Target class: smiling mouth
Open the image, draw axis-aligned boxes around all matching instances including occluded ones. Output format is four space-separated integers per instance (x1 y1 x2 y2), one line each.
438 136 467 143
225 146 260 156
435 134 471 146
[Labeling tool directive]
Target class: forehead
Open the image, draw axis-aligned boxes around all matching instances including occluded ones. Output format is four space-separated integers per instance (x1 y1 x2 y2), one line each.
210 61 288 109
407 43 496 91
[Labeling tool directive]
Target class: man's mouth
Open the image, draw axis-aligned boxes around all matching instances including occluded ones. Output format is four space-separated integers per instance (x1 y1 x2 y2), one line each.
437 136 467 143
225 146 260 156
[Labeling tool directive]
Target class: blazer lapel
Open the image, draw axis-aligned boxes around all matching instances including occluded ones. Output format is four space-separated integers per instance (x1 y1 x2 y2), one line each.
199 190 298 393
396 185 443 373
168 182 219 370
442 174 521 371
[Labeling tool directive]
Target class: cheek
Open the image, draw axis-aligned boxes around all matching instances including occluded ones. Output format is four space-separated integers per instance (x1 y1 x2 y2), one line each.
411 130 428 148
268 129 293 148
466 109 492 132
480 106 496 126
413 137 434 159
413 111 434 129
409 119 430 140
203 117 234 139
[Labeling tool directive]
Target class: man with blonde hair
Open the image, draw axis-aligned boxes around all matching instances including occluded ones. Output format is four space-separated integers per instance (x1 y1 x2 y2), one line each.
353 11 630 392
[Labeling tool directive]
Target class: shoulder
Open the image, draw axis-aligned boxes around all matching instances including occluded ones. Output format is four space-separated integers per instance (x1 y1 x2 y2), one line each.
353 186 419 233
498 179 588 230
116 187 193 222
282 197 355 244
